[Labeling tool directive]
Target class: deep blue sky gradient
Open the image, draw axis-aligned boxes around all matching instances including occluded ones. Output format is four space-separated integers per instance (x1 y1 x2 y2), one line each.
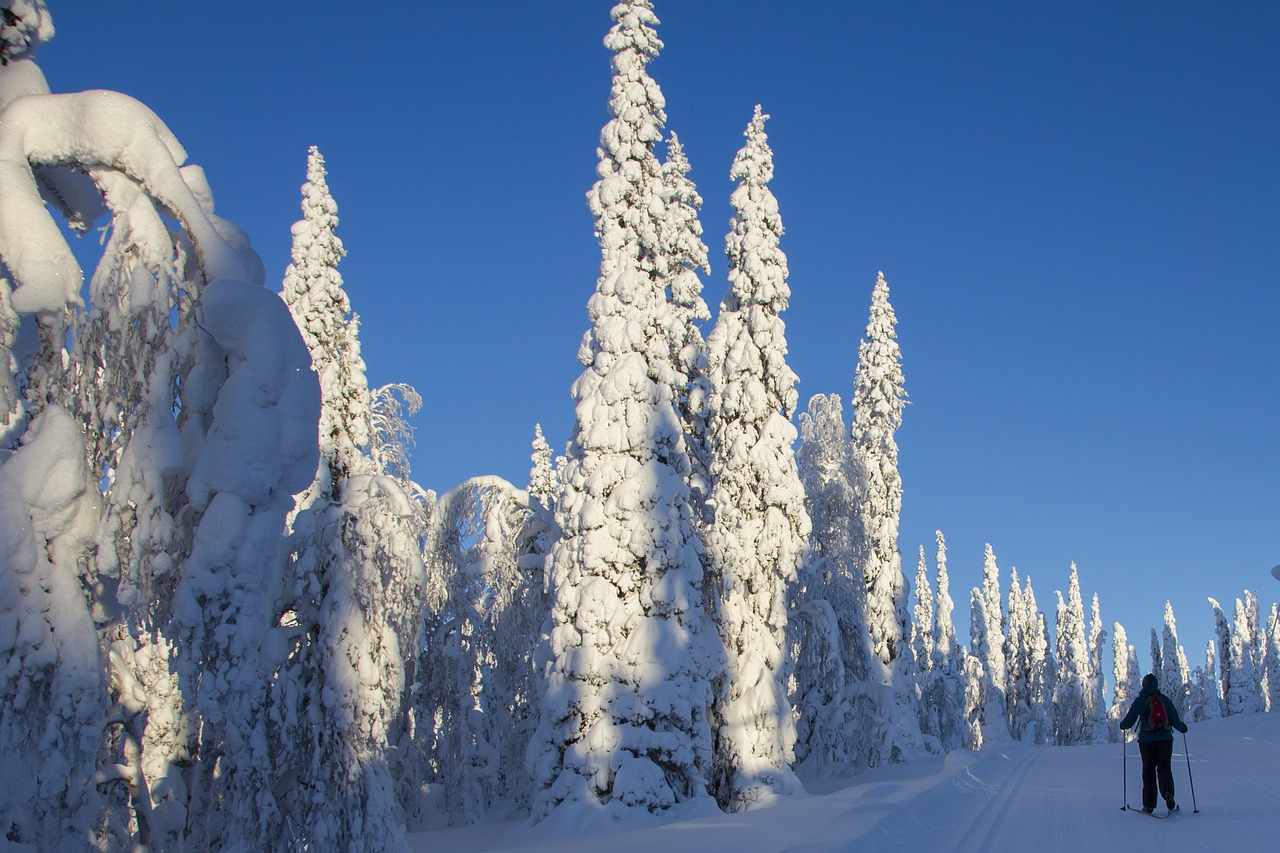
40 2 1280 667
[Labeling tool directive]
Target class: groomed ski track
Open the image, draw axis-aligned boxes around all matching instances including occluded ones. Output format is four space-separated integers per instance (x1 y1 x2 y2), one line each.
411 713 1279 852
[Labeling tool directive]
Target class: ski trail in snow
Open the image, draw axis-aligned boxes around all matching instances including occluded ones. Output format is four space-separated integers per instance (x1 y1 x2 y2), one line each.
412 714 1279 852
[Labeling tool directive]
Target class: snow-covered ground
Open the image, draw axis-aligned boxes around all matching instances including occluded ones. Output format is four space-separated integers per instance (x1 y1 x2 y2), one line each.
409 712 1277 852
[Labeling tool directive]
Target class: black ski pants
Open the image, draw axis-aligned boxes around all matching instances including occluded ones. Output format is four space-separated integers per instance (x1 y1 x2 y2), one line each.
1139 739 1175 810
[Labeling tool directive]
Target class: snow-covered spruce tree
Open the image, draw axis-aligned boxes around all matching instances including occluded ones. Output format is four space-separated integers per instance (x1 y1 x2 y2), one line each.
1208 597 1233 715
418 477 551 825
1228 597 1263 714
1158 601 1192 715
702 104 810 810
852 272 908 674
974 544 1009 741
1264 603 1279 713
529 0 716 820
0 22 319 849
926 531 968 751
969 587 997 744
1003 570 1028 739
1189 641 1223 721
912 547 934 678
1008 576 1054 744
850 271 925 759
790 392 870 777
275 146 426 852
281 145 367 495
529 423 558 510
1051 564 1090 745
659 132 712 501
1108 622 1141 738
1085 593 1108 742
1244 589 1264 701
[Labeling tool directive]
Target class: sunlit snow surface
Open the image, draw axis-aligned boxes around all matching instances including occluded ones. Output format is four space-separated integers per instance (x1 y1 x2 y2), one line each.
410 712 1277 852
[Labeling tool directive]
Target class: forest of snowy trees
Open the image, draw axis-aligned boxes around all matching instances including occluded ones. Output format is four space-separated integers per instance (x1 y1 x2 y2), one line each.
2 2 1278 851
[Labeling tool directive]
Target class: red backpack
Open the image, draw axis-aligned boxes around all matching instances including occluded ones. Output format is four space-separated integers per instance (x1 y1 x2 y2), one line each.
1147 694 1171 732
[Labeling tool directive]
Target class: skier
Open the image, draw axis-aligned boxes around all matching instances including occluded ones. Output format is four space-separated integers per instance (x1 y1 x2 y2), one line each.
1120 673 1188 814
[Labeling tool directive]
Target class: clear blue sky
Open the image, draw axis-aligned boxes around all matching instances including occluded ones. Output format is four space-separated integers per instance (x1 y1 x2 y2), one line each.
42 2 1280 667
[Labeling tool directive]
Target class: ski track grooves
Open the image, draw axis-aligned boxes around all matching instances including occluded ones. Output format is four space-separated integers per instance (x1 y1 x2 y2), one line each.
942 747 1042 850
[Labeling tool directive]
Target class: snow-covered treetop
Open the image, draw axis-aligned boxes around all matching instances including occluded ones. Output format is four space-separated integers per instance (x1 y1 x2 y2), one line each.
853 272 907 445
0 0 53 64
713 104 798 417
660 132 710 317
605 0 663 69
281 145 370 478
587 0 667 280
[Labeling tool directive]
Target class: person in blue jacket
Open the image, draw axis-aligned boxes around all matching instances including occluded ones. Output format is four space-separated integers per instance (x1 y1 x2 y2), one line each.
1120 673 1189 813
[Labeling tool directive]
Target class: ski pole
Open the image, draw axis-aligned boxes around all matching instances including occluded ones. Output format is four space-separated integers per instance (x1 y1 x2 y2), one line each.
1121 729 1128 810
1183 730 1199 813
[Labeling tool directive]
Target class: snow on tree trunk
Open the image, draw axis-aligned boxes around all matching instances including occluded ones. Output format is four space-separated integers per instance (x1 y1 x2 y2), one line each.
530 0 715 822
703 104 810 811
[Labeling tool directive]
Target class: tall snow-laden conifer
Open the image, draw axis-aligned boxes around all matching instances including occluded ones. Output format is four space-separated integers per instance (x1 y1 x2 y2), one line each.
850 272 925 759
975 544 1009 740
1109 622 1138 737
282 146 367 494
276 145 424 852
852 273 911 672
1208 597 1232 714
1265 603 1279 713
1052 564 1089 745
1159 601 1191 713
912 547 934 676
659 132 712 499
1085 593 1108 741
1228 597 1263 714
1011 577 1054 743
915 533 965 751
531 0 715 820
704 105 810 810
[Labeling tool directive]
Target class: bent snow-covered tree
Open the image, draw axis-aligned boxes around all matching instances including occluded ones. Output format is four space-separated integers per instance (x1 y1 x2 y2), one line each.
704 105 810 811
0 16 320 849
529 0 716 821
